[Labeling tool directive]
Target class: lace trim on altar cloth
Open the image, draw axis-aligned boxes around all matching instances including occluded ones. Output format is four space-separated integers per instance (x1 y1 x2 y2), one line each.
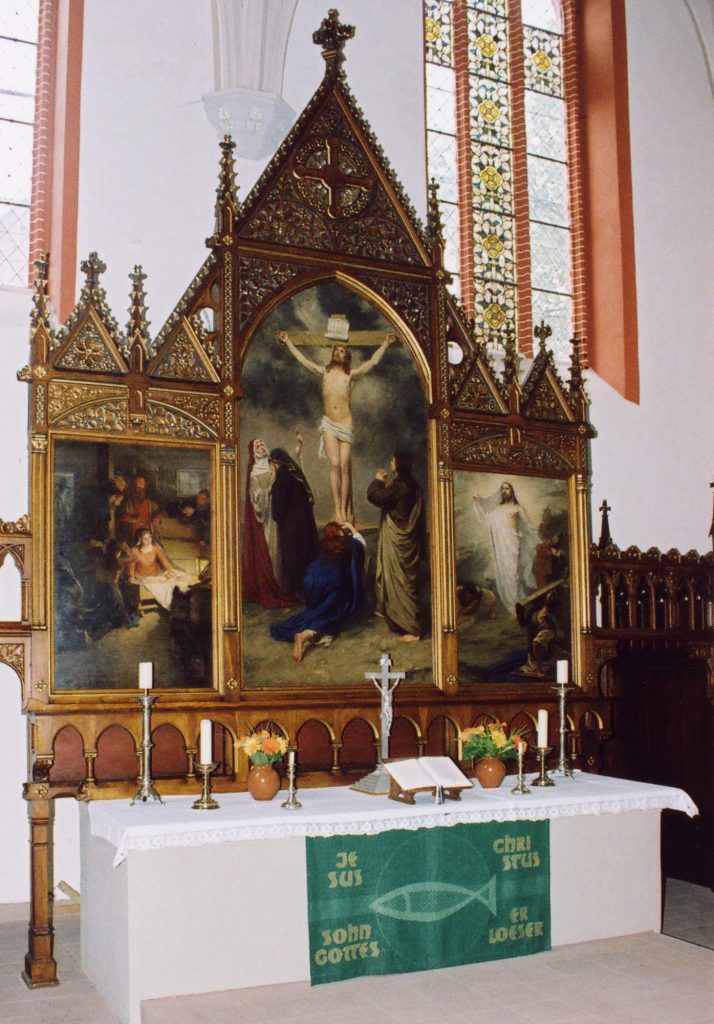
87 775 698 867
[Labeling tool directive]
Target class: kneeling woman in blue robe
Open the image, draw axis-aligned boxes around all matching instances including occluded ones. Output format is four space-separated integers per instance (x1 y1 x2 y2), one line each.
270 521 365 662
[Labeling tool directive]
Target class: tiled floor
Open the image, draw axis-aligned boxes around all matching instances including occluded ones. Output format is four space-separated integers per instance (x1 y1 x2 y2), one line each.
0 880 712 1024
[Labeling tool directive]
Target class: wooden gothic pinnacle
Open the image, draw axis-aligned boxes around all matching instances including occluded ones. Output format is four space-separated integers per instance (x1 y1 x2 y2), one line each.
569 332 584 394
598 499 613 550
128 266 150 338
313 8 355 75
534 319 552 353
503 327 518 390
218 134 237 202
30 253 51 330
127 265 150 372
427 178 444 240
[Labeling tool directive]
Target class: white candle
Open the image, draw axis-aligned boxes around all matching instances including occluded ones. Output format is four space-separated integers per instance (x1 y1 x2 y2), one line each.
537 709 548 748
556 660 569 684
199 719 212 764
138 662 153 689
288 749 295 767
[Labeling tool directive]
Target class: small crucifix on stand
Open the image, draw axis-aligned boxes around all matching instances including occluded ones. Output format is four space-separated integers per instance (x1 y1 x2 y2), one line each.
351 653 405 795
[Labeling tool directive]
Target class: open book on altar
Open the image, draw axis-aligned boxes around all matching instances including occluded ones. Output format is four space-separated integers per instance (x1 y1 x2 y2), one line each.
384 756 472 804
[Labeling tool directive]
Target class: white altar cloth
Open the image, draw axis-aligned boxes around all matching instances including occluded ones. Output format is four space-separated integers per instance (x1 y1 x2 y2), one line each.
88 772 697 867
81 773 697 1024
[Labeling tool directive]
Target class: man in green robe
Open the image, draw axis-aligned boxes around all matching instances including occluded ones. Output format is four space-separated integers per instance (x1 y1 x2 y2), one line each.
367 452 424 642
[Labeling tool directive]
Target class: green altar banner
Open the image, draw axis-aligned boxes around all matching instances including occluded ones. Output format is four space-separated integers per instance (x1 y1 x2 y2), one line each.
306 820 550 985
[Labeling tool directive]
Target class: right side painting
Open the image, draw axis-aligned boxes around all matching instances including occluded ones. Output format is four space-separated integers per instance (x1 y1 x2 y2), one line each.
453 471 572 683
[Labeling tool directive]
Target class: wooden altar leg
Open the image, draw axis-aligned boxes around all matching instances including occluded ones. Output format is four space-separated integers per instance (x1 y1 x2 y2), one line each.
22 796 59 988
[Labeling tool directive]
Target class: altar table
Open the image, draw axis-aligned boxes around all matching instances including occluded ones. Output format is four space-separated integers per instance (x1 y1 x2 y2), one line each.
79 774 696 1024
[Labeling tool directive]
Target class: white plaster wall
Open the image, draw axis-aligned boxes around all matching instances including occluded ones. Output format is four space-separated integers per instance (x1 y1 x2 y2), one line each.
0 0 711 905
76 0 427 331
589 0 714 553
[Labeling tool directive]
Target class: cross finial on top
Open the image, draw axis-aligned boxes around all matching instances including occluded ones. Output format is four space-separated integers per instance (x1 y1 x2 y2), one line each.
80 252 106 289
534 320 552 352
313 9 355 75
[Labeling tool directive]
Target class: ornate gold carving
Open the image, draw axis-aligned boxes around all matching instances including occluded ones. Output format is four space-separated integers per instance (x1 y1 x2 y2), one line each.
35 679 47 691
448 421 572 472
238 256 312 328
34 380 44 423
153 321 217 383
0 515 30 534
56 314 126 374
48 381 126 423
221 445 236 465
223 250 234 378
148 391 221 437
223 384 234 397
31 434 48 454
245 198 331 249
144 403 213 440
36 784 49 798
241 93 426 265
452 358 504 414
0 643 24 680
522 373 569 421
336 188 421 264
153 255 217 356
34 365 47 379
293 136 373 219
53 400 129 433
357 274 430 352
226 677 238 690
225 401 234 437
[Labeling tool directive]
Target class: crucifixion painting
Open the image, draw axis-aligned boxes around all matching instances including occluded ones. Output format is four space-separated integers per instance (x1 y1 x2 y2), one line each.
240 281 432 689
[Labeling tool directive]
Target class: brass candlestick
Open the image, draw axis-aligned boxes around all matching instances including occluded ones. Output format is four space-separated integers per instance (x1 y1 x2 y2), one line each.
551 682 576 777
192 761 220 810
511 747 531 794
532 746 555 787
281 756 302 809
131 692 163 804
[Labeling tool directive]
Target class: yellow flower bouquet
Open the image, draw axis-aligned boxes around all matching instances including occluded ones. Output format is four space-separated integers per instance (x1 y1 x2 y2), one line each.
460 722 524 762
238 729 289 766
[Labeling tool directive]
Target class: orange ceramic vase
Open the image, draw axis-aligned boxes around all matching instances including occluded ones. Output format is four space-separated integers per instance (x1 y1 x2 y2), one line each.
247 763 281 801
473 756 507 789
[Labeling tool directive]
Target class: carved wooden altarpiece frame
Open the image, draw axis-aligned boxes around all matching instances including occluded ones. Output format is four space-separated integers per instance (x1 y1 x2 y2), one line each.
5 11 610 988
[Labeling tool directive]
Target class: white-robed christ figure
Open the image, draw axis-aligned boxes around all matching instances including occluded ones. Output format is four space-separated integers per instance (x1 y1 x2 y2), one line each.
277 329 397 524
472 480 539 615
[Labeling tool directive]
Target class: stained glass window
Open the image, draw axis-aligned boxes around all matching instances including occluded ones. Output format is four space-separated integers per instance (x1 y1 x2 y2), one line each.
0 1 39 287
425 0 575 359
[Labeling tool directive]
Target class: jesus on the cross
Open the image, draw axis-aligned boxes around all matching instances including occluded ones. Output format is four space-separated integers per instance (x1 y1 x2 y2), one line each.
277 329 398 524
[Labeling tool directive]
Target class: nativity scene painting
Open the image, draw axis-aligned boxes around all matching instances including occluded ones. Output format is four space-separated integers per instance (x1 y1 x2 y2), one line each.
53 439 213 690
453 470 572 683
240 282 432 688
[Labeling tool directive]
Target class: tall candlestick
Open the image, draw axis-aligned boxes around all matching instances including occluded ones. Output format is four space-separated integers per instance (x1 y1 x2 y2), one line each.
537 709 548 748
288 749 295 768
556 660 569 684
199 719 212 764
139 662 153 689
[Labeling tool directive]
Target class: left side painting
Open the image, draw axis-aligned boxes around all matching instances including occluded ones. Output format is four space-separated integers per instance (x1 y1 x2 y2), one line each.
53 439 213 690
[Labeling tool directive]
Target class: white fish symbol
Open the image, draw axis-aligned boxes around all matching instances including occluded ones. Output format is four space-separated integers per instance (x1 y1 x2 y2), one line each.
370 876 497 923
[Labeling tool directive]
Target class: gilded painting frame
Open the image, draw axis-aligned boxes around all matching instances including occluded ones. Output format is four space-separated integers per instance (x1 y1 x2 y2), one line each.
49 434 219 693
235 272 446 696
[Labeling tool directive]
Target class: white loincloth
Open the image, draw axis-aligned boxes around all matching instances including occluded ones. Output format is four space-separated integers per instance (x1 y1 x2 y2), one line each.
318 416 354 458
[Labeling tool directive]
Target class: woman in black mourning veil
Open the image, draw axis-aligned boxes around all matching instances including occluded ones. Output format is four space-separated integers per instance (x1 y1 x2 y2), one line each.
269 447 319 599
